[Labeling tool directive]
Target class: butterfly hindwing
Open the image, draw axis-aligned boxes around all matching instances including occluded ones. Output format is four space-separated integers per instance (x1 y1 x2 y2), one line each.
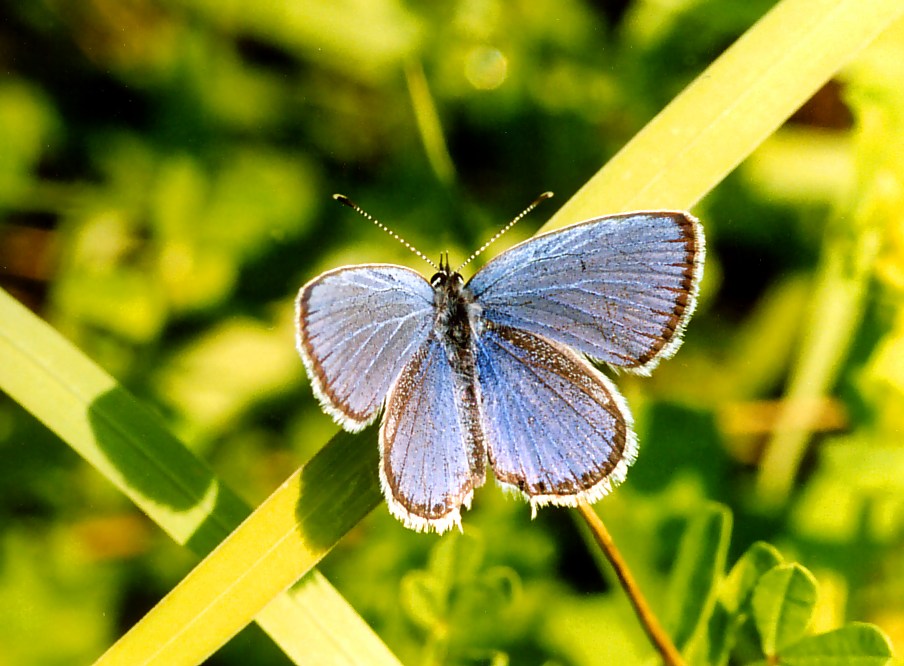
474 323 636 509
380 334 486 533
296 265 434 431
467 212 704 374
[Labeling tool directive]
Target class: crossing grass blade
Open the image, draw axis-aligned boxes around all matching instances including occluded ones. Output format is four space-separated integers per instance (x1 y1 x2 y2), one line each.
0 289 399 666
93 428 384 666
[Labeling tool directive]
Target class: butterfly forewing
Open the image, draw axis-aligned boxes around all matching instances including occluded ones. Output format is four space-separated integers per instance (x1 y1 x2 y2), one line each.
467 212 704 374
381 334 486 533
296 265 434 431
474 324 636 508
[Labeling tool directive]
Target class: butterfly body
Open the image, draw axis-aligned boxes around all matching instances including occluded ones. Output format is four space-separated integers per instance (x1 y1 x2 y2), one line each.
296 210 704 533
429 268 477 359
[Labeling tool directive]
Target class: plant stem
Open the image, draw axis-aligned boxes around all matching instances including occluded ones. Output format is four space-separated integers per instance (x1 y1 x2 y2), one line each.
576 503 685 666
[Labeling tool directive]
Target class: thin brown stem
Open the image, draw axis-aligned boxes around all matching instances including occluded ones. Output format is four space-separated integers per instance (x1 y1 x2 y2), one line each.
577 503 685 666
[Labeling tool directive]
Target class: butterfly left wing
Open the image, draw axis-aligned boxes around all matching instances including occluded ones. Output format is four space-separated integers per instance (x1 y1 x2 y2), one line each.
296 264 434 432
380 334 486 534
474 323 636 510
467 212 704 374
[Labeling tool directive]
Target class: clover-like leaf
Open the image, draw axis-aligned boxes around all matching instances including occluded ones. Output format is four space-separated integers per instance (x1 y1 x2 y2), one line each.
777 623 893 666
752 564 817 655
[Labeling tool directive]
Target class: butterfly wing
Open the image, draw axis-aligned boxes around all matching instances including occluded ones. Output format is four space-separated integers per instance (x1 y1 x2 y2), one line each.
380 334 486 533
475 324 636 509
467 212 704 374
296 264 434 431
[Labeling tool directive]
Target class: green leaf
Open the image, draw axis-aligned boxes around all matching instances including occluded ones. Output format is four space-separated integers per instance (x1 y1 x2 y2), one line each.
400 532 493 631
401 531 521 650
0 80 60 205
480 566 520 608
752 564 818 655
429 531 485 593
779 623 893 666
720 542 785 615
665 503 731 652
706 542 785 666
400 533 487 633
401 572 442 631
755 10 904 509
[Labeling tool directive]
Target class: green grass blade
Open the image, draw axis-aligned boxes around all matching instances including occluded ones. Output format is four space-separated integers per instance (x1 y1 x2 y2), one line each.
755 22 904 506
406 59 456 185
0 288 400 665
543 0 904 229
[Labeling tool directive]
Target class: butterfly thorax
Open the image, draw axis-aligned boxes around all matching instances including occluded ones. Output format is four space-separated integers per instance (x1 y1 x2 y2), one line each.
431 267 486 381
430 269 475 345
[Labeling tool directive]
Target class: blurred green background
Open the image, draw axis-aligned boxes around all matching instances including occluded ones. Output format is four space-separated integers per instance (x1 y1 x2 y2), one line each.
1 0 903 664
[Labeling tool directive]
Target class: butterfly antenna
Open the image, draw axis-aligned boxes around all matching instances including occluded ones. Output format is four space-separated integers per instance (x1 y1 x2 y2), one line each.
456 191 554 272
333 194 438 270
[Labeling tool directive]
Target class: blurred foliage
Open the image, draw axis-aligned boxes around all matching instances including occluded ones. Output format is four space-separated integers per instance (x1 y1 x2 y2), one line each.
1 0 903 664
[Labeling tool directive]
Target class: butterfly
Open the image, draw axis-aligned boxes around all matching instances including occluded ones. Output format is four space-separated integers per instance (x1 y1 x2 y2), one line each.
295 194 704 534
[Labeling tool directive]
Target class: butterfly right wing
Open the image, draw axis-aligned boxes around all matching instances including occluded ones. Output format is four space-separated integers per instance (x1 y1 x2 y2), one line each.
296 264 435 431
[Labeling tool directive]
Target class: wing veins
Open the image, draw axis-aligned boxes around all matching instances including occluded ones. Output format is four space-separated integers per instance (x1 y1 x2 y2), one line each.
318 307 429 377
484 332 616 489
491 332 611 433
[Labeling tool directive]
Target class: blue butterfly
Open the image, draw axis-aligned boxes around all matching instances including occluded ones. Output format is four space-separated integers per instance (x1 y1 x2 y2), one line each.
296 195 704 533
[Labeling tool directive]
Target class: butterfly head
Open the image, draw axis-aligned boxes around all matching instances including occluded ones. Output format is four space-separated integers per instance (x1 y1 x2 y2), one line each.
430 252 465 292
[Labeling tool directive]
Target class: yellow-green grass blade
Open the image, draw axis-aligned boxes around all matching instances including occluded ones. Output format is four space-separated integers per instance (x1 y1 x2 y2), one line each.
89 432 393 665
95 429 382 666
543 0 904 229
0 288 399 666
756 21 904 505
406 59 457 186
65 0 904 663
